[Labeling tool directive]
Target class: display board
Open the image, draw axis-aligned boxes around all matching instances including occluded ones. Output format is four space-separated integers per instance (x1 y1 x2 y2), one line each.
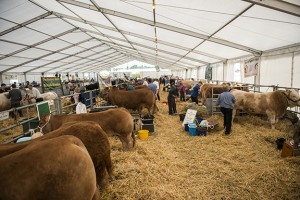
36 101 51 120
41 77 64 96
182 109 197 127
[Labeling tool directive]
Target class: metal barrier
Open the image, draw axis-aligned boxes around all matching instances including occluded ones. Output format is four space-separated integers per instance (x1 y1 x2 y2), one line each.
0 88 101 141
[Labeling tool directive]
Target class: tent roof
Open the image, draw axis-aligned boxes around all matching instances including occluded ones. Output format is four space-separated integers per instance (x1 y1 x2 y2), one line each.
0 0 300 73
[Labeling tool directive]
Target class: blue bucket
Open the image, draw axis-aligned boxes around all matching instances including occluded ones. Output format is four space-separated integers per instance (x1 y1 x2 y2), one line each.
196 117 203 123
188 123 197 136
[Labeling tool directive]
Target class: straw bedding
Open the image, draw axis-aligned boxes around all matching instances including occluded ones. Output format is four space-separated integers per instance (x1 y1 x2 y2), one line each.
101 90 300 200
1 89 299 199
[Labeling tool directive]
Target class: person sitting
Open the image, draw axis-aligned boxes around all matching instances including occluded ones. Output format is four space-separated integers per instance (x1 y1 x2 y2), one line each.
28 84 43 103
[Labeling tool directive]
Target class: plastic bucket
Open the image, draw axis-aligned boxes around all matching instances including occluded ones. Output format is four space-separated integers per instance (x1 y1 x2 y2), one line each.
138 130 149 140
179 114 186 121
196 127 207 136
188 123 197 136
184 124 189 132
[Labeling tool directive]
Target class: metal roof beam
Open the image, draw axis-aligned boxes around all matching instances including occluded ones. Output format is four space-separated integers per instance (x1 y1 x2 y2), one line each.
242 0 300 17
19 37 92 73
0 27 78 62
78 55 129 72
71 53 126 71
58 0 261 54
53 11 225 61
83 28 209 65
45 47 114 73
0 12 53 36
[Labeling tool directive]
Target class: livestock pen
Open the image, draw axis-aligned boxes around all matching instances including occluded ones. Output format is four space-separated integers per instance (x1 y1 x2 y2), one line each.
1 86 299 199
100 87 299 200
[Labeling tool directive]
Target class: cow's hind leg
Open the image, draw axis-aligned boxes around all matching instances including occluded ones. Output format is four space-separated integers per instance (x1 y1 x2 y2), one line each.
118 133 134 151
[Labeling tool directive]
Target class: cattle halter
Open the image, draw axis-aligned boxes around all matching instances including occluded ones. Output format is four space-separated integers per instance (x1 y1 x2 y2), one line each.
284 90 300 103
37 114 52 133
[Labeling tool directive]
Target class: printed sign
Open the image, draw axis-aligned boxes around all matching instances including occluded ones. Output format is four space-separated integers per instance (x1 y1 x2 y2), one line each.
0 111 9 121
41 77 64 96
182 109 197 127
244 57 259 77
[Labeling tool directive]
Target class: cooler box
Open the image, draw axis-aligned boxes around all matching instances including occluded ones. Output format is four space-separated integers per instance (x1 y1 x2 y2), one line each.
188 123 197 136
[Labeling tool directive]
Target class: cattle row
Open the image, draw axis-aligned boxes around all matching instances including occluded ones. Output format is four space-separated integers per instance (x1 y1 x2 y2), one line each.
0 108 134 199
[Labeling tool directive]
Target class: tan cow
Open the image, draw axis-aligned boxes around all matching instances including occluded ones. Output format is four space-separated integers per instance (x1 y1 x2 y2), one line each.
39 107 135 150
0 93 10 112
200 83 230 104
107 88 158 115
0 135 100 200
231 89 300 129
0 121 112 188
182 80 198 90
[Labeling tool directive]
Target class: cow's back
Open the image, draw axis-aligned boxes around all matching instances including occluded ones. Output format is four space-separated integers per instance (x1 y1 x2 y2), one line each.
108 88 155 110
40 108 135 150
182 80 198 90
0 135 99 200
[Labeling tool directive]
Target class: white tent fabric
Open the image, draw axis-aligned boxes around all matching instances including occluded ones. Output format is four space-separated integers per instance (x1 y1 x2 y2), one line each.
0 0 300 87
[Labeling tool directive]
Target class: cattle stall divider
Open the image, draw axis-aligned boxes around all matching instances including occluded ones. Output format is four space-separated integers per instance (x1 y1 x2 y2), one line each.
0 88 101 143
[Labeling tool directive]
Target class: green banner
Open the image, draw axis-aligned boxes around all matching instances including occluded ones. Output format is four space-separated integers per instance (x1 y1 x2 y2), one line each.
41 77 63 95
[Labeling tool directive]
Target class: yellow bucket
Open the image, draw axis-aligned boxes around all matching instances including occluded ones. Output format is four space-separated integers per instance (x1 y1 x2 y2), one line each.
138 130 149 140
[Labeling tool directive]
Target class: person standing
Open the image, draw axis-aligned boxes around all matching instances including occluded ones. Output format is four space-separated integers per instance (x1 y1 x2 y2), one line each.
147 78 157 95
168 82 178 115
179 82 186 101
217 86 236 135
153 79 160 101
0 83 7 93
28 84 43 102
191 81 202 104
8 84 23 117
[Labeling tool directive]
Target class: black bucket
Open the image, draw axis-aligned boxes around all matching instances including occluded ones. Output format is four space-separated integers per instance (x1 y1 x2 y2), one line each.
179 113 186 121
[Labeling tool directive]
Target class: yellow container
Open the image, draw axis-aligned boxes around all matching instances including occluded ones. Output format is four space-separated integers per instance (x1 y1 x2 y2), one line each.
138 130 149 140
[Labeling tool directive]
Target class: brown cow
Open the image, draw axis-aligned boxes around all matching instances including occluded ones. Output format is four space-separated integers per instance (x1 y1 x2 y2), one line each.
39 107 135 150
107 88 158 115
231 89 300 129
0 135 100 200
0 121 112 188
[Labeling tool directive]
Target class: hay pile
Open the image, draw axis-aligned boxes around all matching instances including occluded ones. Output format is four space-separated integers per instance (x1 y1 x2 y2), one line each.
101 88 300 199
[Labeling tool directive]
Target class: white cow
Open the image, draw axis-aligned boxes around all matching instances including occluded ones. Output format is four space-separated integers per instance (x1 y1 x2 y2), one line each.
0 93 10 112
231 89 300 129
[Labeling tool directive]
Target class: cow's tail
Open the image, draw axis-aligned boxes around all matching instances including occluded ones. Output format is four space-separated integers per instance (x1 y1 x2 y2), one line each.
131 131 136 148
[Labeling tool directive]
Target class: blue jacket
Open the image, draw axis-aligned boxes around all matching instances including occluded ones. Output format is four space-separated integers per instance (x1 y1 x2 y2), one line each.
217 92 236 109
191 84 200 97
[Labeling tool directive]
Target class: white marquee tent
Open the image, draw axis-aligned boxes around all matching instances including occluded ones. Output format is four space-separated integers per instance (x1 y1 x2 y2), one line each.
0 0 300 87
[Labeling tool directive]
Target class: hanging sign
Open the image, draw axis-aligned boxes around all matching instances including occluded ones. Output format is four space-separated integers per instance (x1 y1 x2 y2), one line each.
41 77 64 96
244 57 259 77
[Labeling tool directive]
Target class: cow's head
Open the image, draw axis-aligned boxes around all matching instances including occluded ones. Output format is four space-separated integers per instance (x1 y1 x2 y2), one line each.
38 114 52 133
285 89 300 107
